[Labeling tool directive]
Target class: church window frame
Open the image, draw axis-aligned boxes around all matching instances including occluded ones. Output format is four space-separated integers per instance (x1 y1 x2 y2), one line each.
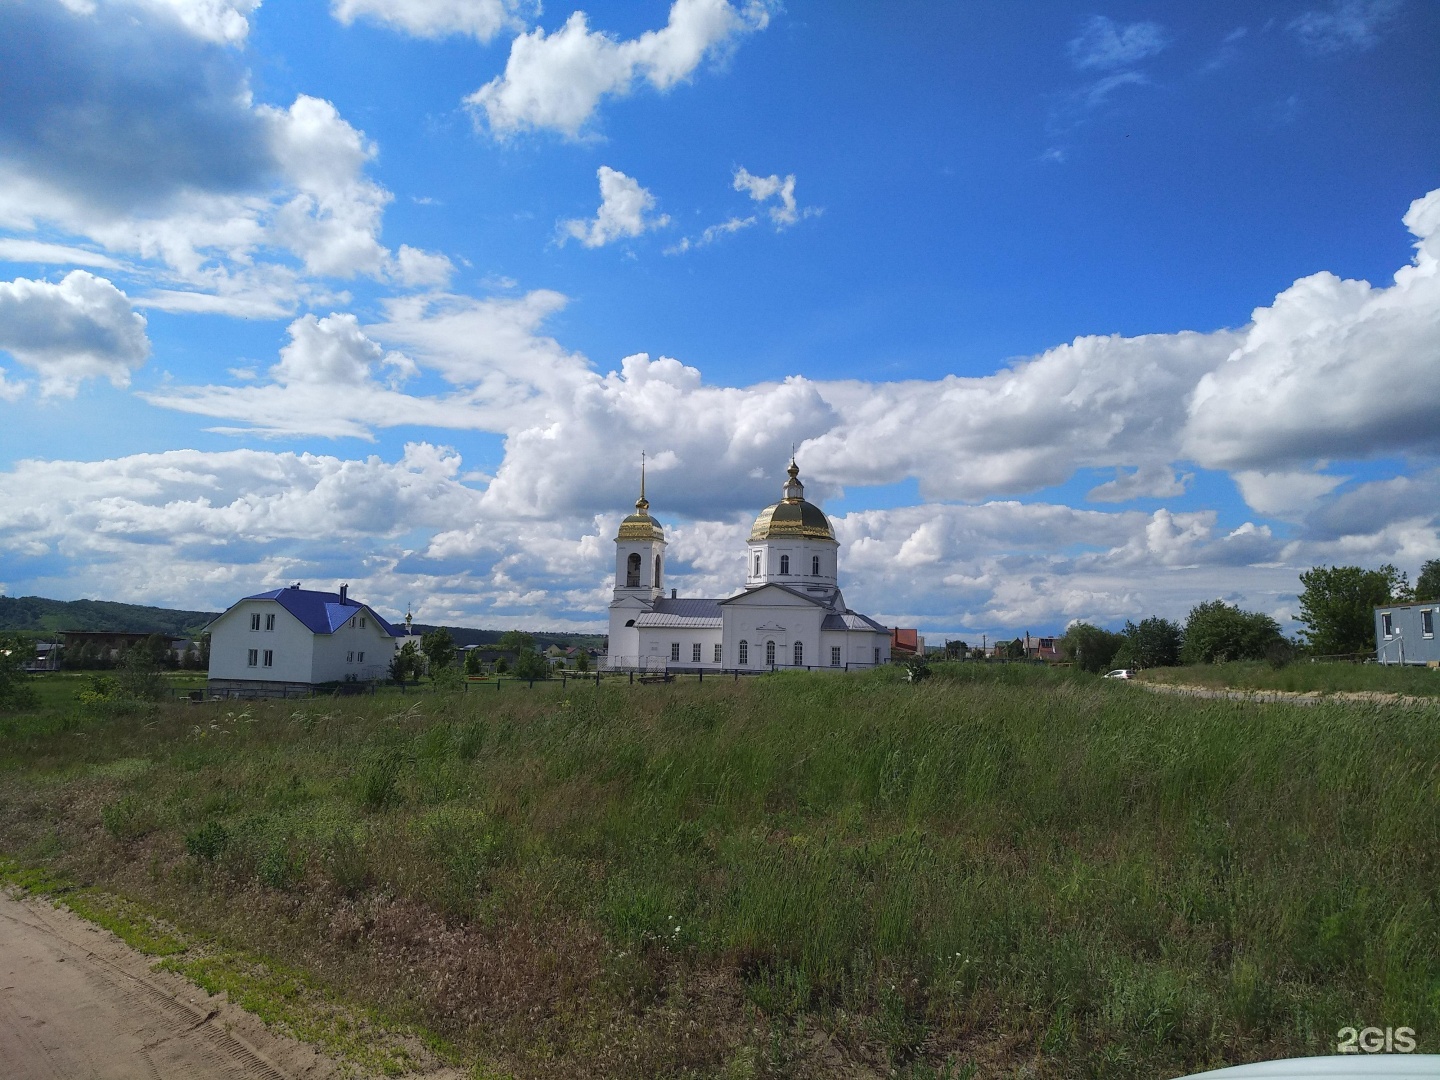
812 555 820 576
670 642 680 662
780 555 789 575
654 554 662 588
830 646 841 668
692 642 701 663
753 553 761 576
738 640 748 665
626 553 641 587
714 643 722 663
765 640 776 666
793 641 803 667
874 648 880 666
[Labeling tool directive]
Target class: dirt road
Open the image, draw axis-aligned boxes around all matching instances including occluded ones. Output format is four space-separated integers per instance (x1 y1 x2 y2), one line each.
0 891 342 1080
1137 681 1440 708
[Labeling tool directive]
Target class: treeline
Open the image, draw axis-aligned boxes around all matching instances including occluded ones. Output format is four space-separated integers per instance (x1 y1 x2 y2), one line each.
63 633 209 672
0 595 218 637
1061 559 1439 673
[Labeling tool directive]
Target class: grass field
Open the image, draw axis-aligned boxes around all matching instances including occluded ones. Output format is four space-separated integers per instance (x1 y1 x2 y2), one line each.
1 665 1436 1078
1138 660 1440 697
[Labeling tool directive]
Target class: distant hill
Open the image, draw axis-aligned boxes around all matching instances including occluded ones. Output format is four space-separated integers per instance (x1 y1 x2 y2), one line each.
0 596 220 638
0 595 607 650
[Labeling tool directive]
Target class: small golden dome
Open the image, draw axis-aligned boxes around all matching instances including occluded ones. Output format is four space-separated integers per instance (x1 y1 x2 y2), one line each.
749 461 835 541
617 465 665 541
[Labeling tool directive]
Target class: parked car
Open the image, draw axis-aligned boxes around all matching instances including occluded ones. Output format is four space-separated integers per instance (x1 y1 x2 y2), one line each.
1102 668 1135 680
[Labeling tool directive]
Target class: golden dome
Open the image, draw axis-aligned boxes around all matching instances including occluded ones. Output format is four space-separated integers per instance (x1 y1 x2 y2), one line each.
749 461 835 542
617 464 665 541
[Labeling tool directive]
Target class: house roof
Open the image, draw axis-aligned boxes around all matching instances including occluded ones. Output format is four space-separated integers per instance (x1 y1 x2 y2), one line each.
238 588 403 637
652 597 724 618
822 611 889 633
718 582 832 608
634 612 723 628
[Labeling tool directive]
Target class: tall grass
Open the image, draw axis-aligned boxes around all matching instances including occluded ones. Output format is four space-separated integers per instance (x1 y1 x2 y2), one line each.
1141 659 1440 697
1 666 1436 1078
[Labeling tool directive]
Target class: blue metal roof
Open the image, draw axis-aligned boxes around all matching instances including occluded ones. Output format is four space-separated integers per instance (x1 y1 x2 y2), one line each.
241 588 403 637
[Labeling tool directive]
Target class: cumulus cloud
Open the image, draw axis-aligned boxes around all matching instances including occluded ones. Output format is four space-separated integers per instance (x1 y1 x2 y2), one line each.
1067 15 1169 70
0 2 437 314
465 0 773 138
559 166 670 248
0 271 149 396
330 0 529 40
1183 187 1440 471
732 166 818 227
1290 0 1402 54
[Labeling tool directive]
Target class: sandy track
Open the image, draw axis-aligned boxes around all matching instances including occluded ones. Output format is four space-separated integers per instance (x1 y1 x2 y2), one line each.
0 892 343 1080
1137 681 1440 708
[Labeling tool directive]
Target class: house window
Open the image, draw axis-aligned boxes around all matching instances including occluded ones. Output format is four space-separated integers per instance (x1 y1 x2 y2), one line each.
654 555 663 588
738 640 748 665
263 649 273 668
830 646 841 668
247 649 258 667
1381 613 1393 637
347 650 355 662
250 613 260 631
692 643 701 663
780 555 789 574
1424 610 1435 637
874 648 880 665
714 643 722 663
359 617 366 629
793 641 803 666
265 613 275 631
671 642 680 662
765 640 776 666
627 553 641 587
754 553 761 576
812 555 820 576
357 651 364 663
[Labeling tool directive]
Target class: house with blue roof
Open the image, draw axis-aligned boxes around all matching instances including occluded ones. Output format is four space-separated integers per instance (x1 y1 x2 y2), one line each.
207 583 403 694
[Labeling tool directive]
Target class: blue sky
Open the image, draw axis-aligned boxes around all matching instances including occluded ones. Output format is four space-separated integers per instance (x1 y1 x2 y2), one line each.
0 0 1437 638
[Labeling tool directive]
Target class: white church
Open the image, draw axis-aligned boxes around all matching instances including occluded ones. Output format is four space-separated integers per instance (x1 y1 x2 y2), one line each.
606 460 892 671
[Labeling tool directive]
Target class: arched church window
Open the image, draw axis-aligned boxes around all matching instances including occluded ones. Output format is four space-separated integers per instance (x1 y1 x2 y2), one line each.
738 640 748 665
793 641 803 666
812 555 820 576
654 554 662 588
754 553 761 576
780 555 789 574
626 553 641 587
765 640 776 666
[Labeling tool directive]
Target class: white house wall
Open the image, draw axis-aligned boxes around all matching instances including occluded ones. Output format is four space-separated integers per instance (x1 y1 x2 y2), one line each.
310 609 395 683
208 601 315 684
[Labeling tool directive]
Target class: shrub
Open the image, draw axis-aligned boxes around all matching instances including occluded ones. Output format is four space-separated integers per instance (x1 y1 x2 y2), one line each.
358 750 404 811
184 820 230 861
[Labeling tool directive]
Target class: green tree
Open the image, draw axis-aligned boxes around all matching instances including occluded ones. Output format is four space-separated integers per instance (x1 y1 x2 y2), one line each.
420 627 457 675
463 647 483 676
0 635 38 712
1120 617 1183 668
1003 637 1026 660
1416 559 1440 603
116 643 167 701
1181 601 1283 664
512 647 549 681
1295 564 1405 656
389 640 423 684
497 630 535 653
574 649 590 673
1059 622 1124 674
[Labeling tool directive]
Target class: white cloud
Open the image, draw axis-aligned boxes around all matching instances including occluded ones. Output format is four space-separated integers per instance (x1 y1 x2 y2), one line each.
465 0 773 138
0 239 123 270
330 0 529 40
733 166 818 227
1183 186 1440 472
559 166 670 248
1231 470 1348 520
1290 0 1402 54
664 215 756 255
0 5 425 315
1087 465 1190 502
1067 15 1169 70
0 271 149 396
